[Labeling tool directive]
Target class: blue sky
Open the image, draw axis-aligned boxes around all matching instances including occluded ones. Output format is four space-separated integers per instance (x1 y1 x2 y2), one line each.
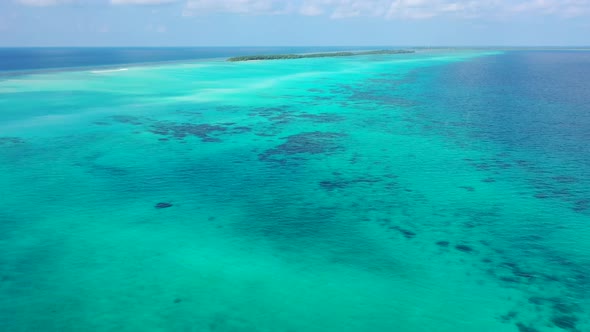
1 0 589 46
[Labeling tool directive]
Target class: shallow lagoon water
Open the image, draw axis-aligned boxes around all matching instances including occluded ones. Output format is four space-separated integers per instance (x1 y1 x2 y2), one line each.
1 50 589 332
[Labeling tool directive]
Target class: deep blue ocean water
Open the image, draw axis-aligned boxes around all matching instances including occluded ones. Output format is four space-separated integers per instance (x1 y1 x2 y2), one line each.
0 48 589 331
412 50 590 202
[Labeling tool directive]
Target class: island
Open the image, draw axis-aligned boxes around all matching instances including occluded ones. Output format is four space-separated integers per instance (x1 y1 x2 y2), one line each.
227 49 415 62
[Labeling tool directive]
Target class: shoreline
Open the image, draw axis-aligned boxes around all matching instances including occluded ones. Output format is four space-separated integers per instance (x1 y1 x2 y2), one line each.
3 47 586 78
0 48 405 78
0 57 229 78
227 50 415 62
0 46 375 77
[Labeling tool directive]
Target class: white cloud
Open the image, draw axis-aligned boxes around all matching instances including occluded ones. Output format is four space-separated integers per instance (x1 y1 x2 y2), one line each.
509 0 590 17
111 0 181 5
323 0 590 19
16 0 74 6
184 0 294 15
300 1 324 16
16 0 181 5
180 0 505 20
14 0 590 19
295 0 486 19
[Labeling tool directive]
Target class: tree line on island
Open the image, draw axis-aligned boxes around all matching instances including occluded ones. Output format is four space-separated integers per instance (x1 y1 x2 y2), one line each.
227 49 415 62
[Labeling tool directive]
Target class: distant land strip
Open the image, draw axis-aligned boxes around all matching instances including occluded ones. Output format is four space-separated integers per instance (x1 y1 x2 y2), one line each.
227 49 415 62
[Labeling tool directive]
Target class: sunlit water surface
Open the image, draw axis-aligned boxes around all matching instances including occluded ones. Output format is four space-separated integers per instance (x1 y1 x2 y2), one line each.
0 50 589 332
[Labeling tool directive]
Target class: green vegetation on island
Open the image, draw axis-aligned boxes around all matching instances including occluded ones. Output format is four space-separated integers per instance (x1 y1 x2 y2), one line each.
227 49 415 62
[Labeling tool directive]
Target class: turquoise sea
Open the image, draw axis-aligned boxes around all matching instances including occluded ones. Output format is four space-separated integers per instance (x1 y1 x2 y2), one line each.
0 49 589 332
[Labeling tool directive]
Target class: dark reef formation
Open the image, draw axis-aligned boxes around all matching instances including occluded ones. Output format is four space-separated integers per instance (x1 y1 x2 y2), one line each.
389 225 417 239
150 123 228 142
319 178 381 192
0 137 25 145
455 244 474 253
259 131 347 162
110 115 144 125
155 202 173 209
516 323 540 332
552 315 578 330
